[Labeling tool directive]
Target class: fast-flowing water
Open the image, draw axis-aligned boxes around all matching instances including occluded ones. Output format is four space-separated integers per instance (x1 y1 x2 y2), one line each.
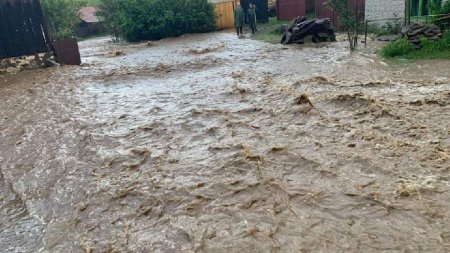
1 31 449 252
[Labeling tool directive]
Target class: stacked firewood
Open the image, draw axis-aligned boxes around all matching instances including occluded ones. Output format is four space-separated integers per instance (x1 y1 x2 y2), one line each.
401 23 443 44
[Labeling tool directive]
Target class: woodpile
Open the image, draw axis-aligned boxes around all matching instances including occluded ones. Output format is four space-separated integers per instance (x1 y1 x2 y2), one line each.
401 23 443 44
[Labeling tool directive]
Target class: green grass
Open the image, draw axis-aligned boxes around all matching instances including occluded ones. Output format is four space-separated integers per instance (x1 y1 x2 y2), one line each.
250 17 290 44
85 0 101 5
380 31 450 60
403 49 450 59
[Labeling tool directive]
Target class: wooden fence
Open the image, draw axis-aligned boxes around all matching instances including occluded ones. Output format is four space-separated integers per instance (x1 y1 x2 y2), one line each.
210 0 236 30
0 0 51 59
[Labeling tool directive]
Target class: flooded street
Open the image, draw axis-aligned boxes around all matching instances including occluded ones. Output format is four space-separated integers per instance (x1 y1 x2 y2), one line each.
1 31 449 252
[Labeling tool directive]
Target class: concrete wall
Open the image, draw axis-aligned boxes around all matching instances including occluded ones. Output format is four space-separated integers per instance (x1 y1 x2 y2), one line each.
365 0 405 24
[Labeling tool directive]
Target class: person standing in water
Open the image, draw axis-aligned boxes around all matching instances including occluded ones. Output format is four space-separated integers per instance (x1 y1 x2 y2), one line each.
234 2 244 36
248 3 257 34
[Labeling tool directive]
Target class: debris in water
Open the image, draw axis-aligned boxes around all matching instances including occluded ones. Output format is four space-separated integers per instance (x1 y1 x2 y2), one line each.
295 94 313 107
310 76 330 84
112 51 125 57
188 45 222 54
395 175 441 198
231 71 243 79
281 16 336 44
269 146 287 152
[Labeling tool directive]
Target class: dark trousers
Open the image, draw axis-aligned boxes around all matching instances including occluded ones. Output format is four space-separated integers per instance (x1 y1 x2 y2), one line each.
236 27 243 35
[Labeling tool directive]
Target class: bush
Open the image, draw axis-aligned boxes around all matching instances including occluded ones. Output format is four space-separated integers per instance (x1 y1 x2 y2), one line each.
97 0 122 42
381 32 450 59
420 31 450 51
380 38 416 58
368 20 402 37
439 1 450 14
115 0 216 42
41 0 87 39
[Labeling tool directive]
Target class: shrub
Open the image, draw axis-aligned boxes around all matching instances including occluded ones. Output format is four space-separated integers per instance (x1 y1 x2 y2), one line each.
439 1 450 14
97 0 122 42
326 0 359 50
380 32 450 59
368 20 402 37
380 38 415 58
115 0 216 42
41 0 86 39
420 31 450 51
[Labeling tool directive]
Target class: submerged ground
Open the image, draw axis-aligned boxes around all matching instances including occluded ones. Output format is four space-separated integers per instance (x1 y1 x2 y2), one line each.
1 31 449 253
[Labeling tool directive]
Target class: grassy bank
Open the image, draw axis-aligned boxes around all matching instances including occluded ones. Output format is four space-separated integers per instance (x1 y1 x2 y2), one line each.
380 32 450 60
251 17 289 44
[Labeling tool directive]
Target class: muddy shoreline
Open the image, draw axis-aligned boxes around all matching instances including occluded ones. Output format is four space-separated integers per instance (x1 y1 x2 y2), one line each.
1 31 449 252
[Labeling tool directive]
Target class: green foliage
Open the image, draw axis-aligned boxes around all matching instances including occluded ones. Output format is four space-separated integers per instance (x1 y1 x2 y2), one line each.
107 0 216 42
251 17 289 44
41 0 86 39
380 38 416 57
439 1 450 14
368 20 402 37
97 0 121 41
326 0 357 29
381 21 402 35
420 31 450 51
326 0 359 50
381 32 450 59
85 0 101 5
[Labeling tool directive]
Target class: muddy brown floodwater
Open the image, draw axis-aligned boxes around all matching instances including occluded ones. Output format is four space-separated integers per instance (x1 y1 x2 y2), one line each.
1 31 449 253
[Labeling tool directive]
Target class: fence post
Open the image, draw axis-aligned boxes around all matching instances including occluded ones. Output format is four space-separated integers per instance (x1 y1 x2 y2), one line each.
364 20 368 47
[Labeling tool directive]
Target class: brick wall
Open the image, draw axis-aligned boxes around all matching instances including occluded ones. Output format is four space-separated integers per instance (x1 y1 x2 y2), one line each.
365 0 405 24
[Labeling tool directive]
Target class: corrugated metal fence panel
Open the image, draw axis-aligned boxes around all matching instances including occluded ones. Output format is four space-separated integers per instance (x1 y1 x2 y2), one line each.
279 0 365 25
316 0 365 27
0 0 50 59
277 0 306 20
53 38 81 65
213 1 235 30
349 0 365 21
315 0 337 25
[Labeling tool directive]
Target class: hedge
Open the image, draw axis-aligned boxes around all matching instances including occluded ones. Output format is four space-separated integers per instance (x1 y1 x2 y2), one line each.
111 0 216 42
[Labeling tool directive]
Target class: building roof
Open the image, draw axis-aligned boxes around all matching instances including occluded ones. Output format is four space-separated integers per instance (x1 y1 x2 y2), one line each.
79 6 99 23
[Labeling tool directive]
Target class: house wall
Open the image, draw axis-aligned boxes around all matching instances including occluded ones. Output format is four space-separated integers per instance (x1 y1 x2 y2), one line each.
365 0 405 23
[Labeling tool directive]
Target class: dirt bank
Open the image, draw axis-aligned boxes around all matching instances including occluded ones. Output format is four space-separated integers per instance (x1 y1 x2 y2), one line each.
1 31 449 253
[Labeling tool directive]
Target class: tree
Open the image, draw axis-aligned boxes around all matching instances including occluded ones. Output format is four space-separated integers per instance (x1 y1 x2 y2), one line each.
97 0 122 42
112 0 216 42
41 0 86 40
326 0 359 50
